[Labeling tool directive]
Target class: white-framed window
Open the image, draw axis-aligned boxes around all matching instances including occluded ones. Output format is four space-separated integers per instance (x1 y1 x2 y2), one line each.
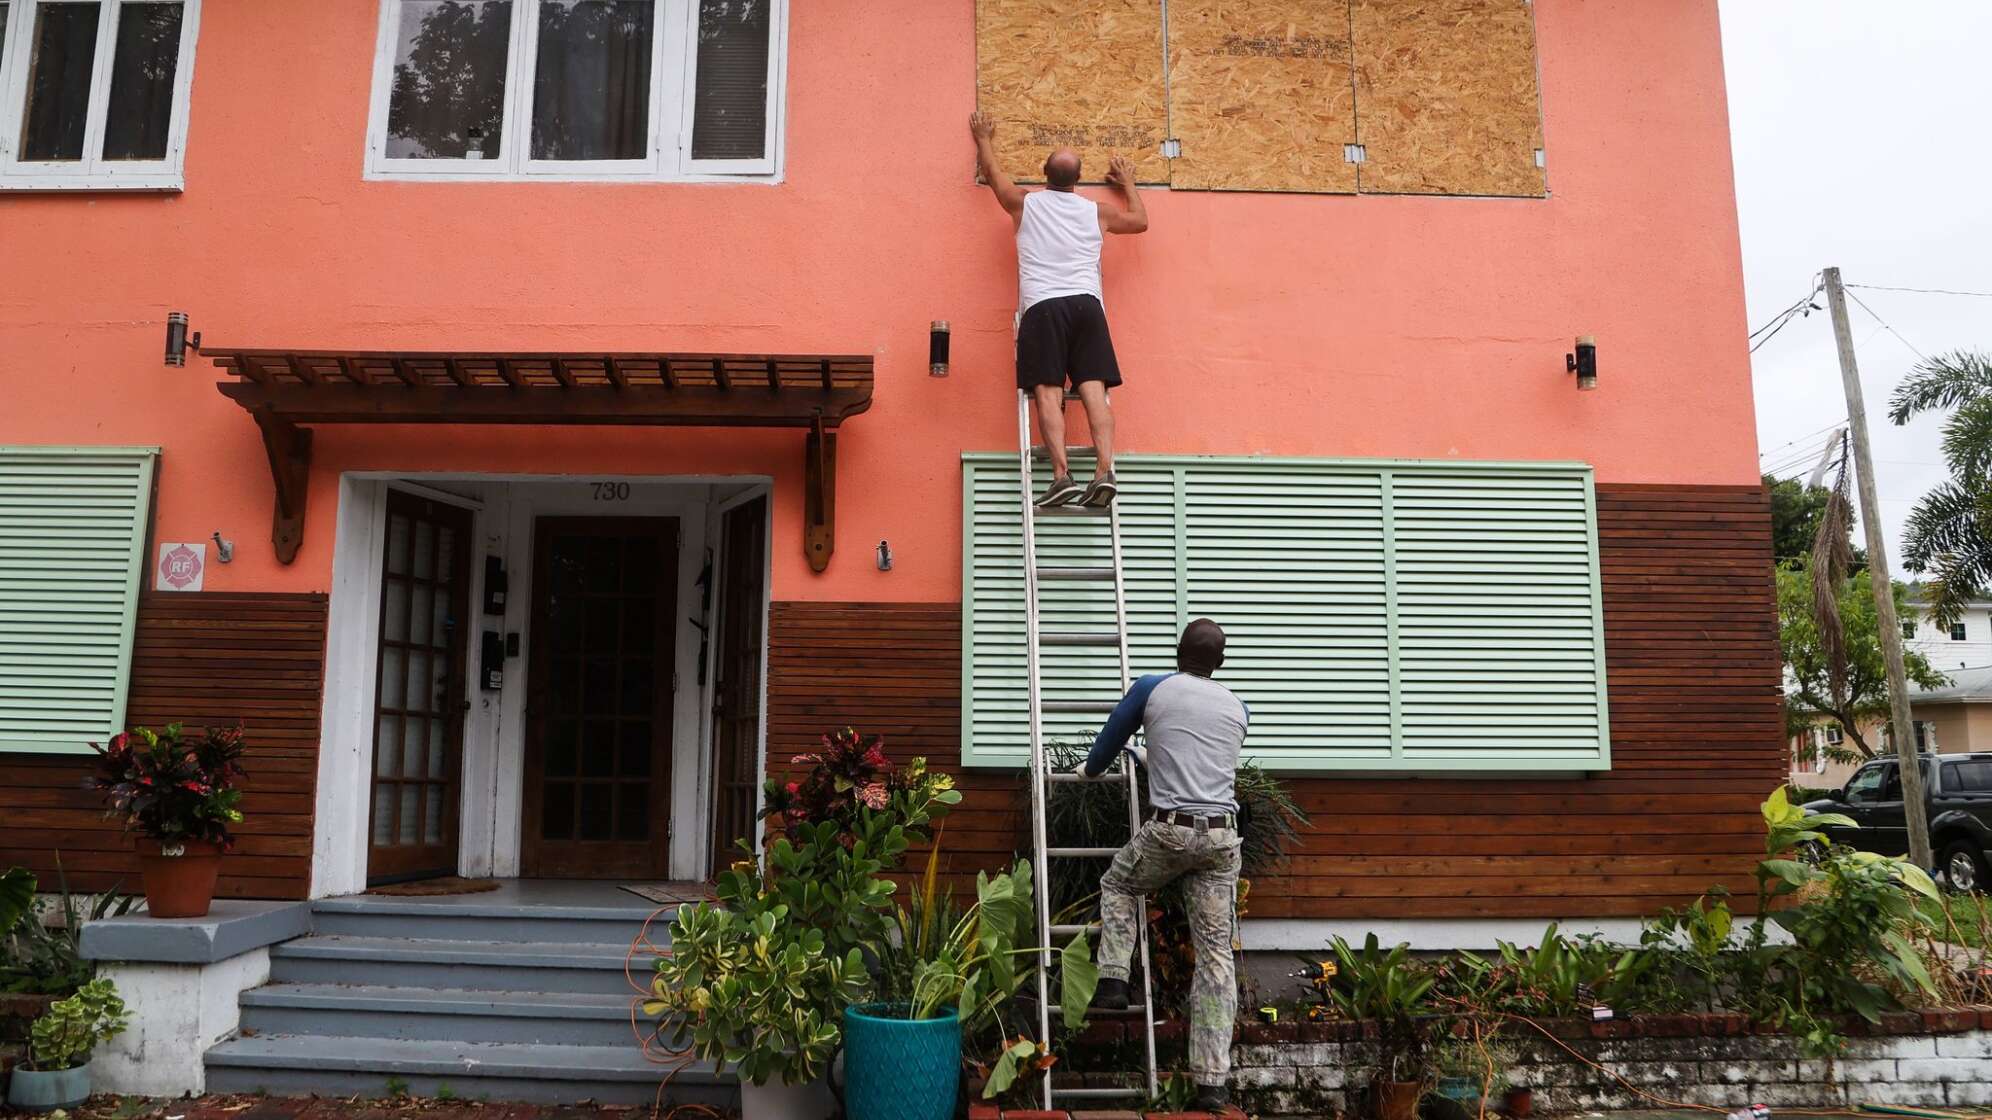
0 0 200 190
363 0 784 183
1903 620 1917 640
1951 621 1969 641
1824 725 1844 745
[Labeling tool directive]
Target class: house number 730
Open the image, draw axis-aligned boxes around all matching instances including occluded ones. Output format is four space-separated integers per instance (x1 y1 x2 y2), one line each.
591 482 631 501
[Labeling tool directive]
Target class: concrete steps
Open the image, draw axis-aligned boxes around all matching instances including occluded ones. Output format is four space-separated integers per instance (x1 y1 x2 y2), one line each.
204 887 720 1107
204 1035 728 1106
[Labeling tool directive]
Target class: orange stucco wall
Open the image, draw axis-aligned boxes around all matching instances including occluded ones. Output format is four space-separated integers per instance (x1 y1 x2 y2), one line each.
0 0 1755 603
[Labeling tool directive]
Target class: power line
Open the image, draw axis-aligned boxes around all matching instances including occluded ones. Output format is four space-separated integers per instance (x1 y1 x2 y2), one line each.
1758 419 1847 461
1848 283 1992 300
1845 289 1929 362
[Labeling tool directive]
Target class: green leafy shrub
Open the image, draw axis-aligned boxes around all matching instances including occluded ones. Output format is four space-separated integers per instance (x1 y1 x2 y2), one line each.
1323 934 1437 1086
29 977 129 1071
1 862 137 995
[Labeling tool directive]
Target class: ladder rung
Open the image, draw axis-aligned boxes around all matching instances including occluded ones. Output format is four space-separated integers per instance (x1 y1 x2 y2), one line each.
1048 922 1099 936
1045 770 1129 783
1040 631 1119 647
1048 846 1121 858
1042 699 1119 714
1046 1004 1148 1017
1029 444 1096 458
1036 565 1115 581
1033 503 1111 518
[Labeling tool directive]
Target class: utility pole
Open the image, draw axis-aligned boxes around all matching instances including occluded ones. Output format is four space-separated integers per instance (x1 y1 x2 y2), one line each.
1823 266 1933 870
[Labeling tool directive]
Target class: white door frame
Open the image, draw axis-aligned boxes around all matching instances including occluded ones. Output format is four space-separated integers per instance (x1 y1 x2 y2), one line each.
311 472 772 898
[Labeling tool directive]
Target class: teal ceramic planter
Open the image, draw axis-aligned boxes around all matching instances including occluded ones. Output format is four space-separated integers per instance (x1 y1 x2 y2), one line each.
841 1003 961 1120
6 1061 92 1112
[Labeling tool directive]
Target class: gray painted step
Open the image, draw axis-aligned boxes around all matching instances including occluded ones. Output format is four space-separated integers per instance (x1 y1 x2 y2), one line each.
238 983 663 1048
205 1034 733 1107
269 936 645 996
311 896 660 945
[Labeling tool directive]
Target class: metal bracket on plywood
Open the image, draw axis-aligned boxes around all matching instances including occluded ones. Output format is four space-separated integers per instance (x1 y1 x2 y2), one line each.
1160 139 1182 159
1344 144 1368 164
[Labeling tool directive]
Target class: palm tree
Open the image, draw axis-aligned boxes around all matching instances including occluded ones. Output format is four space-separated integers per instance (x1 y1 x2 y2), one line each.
1888 350 1992 625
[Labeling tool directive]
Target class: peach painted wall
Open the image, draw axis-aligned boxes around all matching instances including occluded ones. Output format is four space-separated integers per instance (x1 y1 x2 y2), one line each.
0 0 1756 604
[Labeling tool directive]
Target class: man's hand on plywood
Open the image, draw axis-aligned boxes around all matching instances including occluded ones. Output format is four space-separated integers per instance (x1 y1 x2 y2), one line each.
1106 154 1136 193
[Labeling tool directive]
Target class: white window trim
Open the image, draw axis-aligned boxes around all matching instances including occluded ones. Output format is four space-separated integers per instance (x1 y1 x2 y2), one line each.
0 0 200 191
362 0 785 185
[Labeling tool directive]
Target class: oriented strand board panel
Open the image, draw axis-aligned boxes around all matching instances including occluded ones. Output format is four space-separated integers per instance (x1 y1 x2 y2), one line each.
1167 0 1358 192
976 0 1170 184
1351 0 1547 197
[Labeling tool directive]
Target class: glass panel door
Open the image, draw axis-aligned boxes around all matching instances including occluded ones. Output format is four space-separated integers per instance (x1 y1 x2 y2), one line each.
523 516 677 878
366 490 473 883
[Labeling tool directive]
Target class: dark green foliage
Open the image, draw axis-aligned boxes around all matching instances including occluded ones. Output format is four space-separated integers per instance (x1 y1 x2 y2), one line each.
1 861 136 995
1767 473 1862 567
1777 565 1947 759
1886 350 1992 626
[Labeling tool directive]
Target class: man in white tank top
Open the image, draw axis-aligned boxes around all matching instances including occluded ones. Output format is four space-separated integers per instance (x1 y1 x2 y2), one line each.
971 112 1150 508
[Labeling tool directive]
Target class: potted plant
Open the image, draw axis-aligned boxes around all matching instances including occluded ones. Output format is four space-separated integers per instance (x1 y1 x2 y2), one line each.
646 732 969 1120
848 849 1099 1118
91 724 246 918
6 978 128 1111
1325 934 1436 1120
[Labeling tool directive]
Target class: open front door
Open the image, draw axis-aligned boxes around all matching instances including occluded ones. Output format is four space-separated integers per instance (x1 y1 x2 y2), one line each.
367 491 473 884
522 517 678 879
708 496 767 877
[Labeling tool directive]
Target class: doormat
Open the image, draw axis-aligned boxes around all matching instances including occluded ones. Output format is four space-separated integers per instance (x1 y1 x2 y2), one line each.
620 883 713 906
368 877 502 897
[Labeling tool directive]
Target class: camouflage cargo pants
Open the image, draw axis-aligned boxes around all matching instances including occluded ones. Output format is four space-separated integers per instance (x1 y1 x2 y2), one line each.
1097 818 1241 1087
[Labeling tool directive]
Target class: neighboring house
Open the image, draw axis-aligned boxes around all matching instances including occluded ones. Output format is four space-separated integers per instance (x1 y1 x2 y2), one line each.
1902 599 1992 670
1911 667 1992 756
1 1 1778 1096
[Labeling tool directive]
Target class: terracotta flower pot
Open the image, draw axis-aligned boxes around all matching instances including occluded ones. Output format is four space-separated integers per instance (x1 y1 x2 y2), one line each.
1502 1086 1534 1118
1373 1080 1422 1120
137 839 223 918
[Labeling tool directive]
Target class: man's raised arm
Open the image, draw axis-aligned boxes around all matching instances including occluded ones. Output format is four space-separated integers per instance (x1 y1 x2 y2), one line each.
1100 155 1149 235
970 112 1026 222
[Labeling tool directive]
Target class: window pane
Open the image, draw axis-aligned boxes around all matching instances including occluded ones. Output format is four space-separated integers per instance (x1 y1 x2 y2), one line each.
386 0 513 160
101 2 183 161
20 1 101 162
690 0 768 161
0 7 9 78
530 0 652 161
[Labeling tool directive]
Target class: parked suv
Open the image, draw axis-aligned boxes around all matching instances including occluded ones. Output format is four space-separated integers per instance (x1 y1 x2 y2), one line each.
1803 753 1992 891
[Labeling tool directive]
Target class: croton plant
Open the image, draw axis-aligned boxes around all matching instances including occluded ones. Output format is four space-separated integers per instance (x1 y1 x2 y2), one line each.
91 724 247 848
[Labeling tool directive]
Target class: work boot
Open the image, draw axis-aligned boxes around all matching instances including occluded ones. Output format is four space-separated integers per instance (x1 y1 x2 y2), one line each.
1089 976 1130 1012
1036 474 1084 508
1190 1083 1232 1111
1079 470 1118 507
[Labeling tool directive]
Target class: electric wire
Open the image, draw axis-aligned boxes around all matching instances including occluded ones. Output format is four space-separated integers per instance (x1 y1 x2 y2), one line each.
1848 282 1992 300
1758 420 1846 462
1846 288 1931 362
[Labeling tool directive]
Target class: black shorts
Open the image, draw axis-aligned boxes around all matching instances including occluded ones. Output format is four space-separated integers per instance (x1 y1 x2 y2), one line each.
1016 294 1123 391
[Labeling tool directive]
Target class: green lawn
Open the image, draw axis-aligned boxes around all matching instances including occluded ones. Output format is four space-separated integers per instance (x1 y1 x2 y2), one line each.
1921 891 1992 948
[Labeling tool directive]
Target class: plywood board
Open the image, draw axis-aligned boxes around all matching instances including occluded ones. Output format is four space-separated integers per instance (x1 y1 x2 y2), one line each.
1351 0 1547 197
976 0 1170 184
1167 0 1358 193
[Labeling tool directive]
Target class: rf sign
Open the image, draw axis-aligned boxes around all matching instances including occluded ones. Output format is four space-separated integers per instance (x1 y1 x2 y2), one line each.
156 542 206 592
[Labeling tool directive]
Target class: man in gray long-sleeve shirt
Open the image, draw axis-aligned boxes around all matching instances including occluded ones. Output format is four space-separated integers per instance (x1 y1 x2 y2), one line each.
1073 618 1246 1112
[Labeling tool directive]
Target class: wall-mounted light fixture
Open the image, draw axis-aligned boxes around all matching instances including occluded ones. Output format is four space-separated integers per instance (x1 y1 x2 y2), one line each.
1565 335 1597 391
876 539 894 571
164 312 202 367
210 532 234 564
929 321 950 377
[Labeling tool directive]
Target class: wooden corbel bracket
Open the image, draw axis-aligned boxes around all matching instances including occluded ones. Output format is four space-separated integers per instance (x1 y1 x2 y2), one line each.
804 413 836 573
251 406 313 564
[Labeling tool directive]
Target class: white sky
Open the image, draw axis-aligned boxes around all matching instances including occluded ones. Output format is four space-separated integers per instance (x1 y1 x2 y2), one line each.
1720 1 1992 566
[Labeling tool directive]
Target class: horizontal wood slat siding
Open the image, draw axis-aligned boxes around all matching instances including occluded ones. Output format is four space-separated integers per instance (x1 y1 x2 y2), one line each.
767 483 1781 920
0 592 329 900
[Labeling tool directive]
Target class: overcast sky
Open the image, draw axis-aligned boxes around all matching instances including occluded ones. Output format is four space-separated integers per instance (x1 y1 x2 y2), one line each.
1720 1 1992 566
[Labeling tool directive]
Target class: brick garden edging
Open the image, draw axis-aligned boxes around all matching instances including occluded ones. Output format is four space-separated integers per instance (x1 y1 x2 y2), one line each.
984 1008 1992 1120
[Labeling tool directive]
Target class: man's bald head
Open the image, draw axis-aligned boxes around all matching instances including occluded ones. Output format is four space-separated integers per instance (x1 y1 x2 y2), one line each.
1043 148 1081 190
1177 618 1226 677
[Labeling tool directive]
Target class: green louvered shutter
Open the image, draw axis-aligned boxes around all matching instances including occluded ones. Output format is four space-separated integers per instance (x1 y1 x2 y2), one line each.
0 447 159 754
961 454 1609 772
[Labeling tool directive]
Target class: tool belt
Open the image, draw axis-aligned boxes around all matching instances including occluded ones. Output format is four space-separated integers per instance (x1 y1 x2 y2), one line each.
1148 808 1237 831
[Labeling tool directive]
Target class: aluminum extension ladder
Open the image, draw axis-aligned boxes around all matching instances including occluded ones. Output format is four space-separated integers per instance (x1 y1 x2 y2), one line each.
1017 389 1160 1109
